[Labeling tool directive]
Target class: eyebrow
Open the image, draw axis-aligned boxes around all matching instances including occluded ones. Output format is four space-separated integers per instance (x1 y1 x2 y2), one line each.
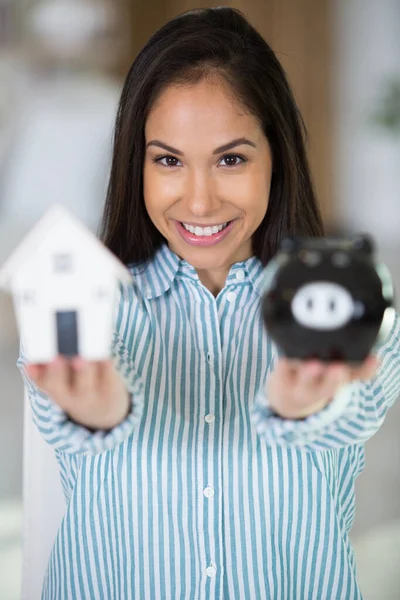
146 137 257 156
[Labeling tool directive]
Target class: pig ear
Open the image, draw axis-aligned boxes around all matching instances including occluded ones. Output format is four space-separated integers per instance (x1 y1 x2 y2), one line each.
352 234 375 255
279 236 299 253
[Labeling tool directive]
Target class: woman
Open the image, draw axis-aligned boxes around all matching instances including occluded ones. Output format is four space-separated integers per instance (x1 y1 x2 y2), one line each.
20 7 399 599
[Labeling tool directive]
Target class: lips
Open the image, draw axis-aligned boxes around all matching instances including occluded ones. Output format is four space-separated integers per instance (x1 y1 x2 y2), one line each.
175 219 236 247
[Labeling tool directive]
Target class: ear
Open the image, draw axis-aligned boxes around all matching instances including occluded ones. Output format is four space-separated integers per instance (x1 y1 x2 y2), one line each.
352 234 375 255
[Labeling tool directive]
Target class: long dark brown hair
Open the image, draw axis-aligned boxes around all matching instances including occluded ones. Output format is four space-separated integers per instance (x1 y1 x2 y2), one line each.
99 6 324 266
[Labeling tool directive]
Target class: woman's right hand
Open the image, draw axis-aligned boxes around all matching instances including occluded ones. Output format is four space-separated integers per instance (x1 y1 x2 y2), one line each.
24 355 131 431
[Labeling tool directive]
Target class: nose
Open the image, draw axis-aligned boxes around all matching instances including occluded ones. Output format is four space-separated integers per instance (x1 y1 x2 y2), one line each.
184 169 222 217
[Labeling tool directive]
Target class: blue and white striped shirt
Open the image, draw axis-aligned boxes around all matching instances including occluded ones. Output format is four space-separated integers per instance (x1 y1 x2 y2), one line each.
19 243 400 599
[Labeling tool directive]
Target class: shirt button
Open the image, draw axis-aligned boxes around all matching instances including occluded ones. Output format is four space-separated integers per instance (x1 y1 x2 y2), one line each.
145 287 152 296
205 413 215 423
206 565 217 577
236 269 245 281
226 291 236 302
203 486 215 498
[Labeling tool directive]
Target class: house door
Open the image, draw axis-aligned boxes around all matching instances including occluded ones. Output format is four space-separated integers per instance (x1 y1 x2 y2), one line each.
55 310 79 356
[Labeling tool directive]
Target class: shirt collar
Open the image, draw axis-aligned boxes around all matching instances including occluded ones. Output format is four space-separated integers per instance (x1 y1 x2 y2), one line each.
129 243 265 299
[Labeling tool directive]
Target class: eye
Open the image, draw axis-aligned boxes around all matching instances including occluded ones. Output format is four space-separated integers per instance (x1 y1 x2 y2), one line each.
152 155 181 168
219 154 247 167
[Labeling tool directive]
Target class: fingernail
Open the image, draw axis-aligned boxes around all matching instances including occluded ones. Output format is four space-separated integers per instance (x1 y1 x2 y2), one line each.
72 357 85 370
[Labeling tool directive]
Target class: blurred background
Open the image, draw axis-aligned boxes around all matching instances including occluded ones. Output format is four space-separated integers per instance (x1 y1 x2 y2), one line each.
0 0 399 598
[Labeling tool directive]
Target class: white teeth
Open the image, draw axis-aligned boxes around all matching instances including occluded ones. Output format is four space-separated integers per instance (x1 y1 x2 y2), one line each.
182 222 228 236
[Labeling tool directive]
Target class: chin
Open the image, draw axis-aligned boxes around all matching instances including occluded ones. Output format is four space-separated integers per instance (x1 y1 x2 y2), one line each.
183 247 233 270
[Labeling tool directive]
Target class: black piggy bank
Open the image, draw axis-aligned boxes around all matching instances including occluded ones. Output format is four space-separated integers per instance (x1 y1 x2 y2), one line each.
261 235 394 363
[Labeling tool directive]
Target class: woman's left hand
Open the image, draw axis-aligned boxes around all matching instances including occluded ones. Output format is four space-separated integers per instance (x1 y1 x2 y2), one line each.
266 356 380 420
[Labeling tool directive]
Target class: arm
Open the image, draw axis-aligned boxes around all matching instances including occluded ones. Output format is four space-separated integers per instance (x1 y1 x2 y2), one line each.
250 311 400 451
17 286 146 456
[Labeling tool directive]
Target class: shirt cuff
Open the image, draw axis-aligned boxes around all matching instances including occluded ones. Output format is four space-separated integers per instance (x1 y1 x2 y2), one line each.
249 382 358 446
41 389 144 455
21 359 145 456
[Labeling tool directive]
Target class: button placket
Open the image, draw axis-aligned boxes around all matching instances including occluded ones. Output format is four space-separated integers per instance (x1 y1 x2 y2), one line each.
200 290 222 586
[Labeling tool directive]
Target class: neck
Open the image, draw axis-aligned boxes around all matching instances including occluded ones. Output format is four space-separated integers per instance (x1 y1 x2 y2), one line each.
196 268 229 297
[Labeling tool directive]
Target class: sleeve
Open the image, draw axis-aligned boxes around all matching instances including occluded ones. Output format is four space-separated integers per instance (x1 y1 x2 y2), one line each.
17 285 146 456
250 310 400 451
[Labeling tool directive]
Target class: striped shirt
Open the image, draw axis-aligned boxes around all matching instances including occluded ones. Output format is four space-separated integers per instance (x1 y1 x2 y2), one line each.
18 243 400 600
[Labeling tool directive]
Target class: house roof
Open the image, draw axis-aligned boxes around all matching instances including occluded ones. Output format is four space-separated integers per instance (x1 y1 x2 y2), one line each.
0 204 133 291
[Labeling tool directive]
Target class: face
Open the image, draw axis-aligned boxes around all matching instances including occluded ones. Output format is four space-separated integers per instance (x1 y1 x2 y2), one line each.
143 77 273 275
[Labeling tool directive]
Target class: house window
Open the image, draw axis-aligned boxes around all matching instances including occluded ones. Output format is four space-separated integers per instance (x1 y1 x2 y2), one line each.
54 253 73 273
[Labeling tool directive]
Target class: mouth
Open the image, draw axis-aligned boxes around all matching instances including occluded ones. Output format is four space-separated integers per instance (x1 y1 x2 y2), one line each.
175 219 236 247
181 222 230 236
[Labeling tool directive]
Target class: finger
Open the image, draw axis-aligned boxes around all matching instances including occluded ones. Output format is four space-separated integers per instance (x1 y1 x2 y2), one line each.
351 356 380 381
34 356 69 398
297 361 327 386
266 359 294 402
316 364 351 401
25 363 49 394
98 360 119 392
70 357 98 396
273 358 297 386
24 363 41 382
284 358 303 370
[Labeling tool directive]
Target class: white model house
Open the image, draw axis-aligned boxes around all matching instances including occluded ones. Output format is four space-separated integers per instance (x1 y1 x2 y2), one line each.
0 204 132 363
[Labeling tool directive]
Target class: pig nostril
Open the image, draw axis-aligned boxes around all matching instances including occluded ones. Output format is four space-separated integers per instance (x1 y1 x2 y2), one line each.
329 299 336 312
306 298 313 310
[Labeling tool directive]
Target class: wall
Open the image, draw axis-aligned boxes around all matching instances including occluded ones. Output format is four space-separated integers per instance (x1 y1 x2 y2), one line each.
333 0 400 242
